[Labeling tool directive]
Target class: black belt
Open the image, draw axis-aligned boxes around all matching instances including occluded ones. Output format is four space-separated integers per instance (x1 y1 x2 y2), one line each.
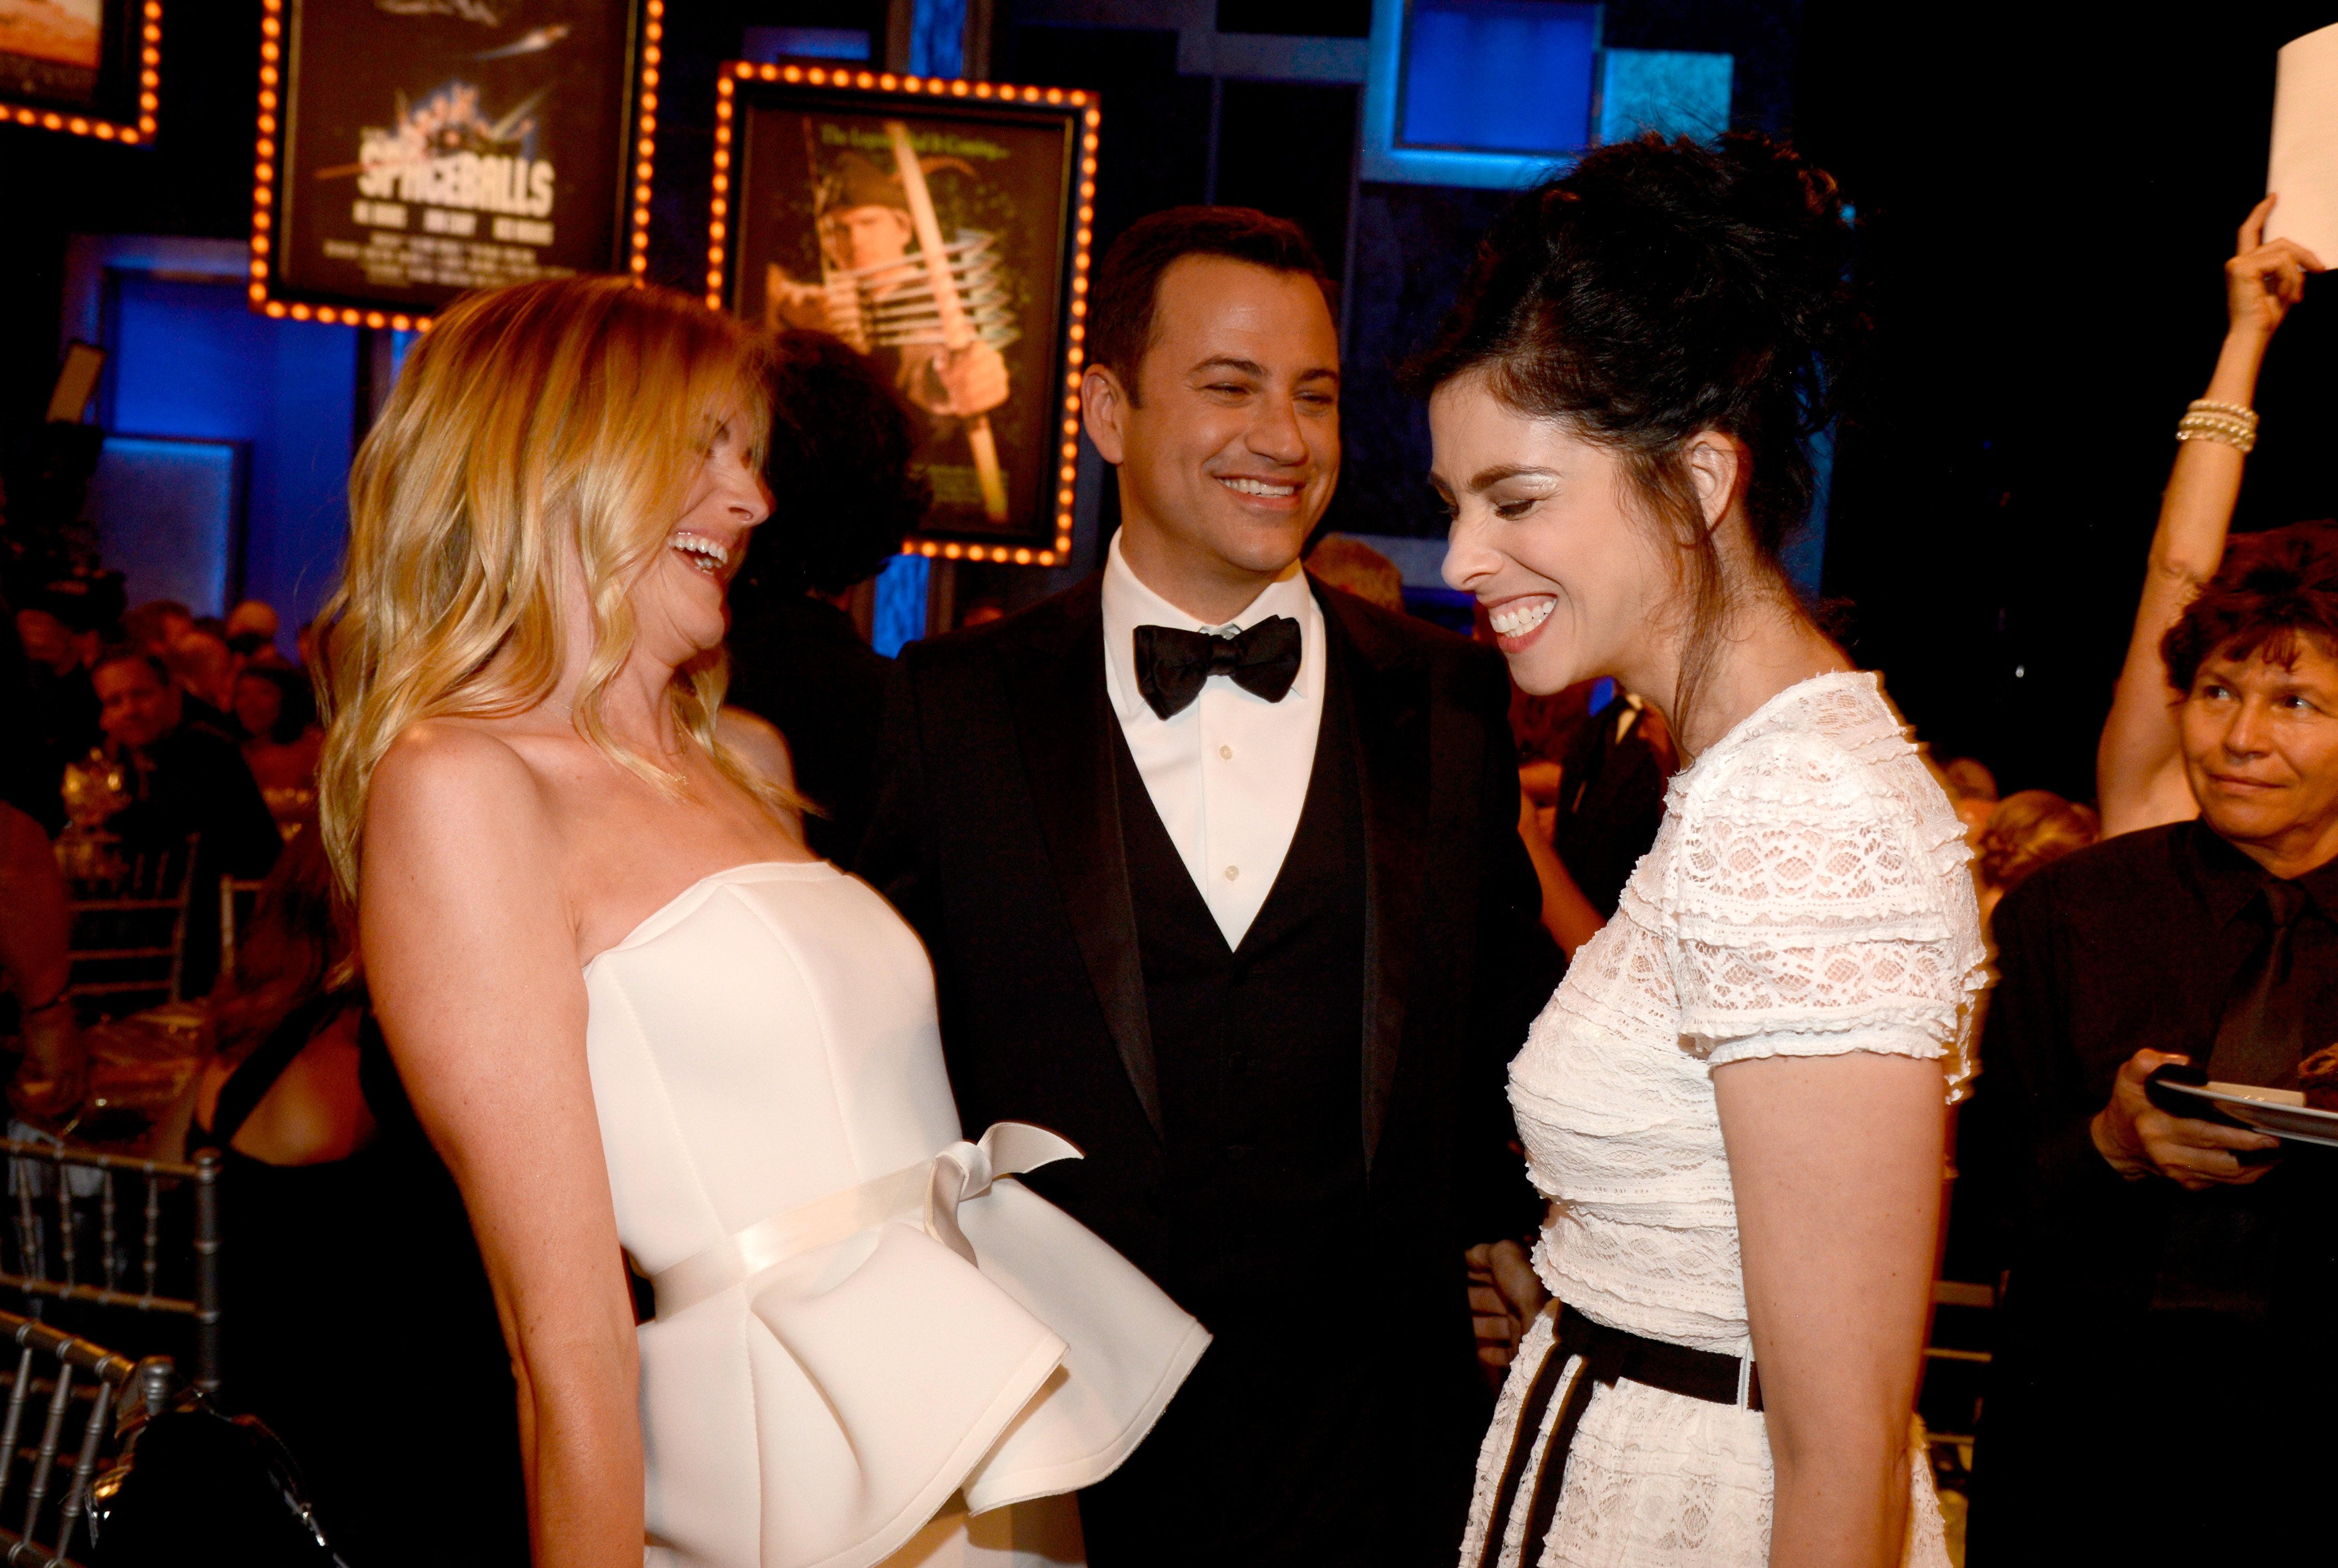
1475 1303 1762 1568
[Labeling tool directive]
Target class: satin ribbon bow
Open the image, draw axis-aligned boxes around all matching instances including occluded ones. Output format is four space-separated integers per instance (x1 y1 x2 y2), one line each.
1132 616 1302 720
650 1122 1083 1319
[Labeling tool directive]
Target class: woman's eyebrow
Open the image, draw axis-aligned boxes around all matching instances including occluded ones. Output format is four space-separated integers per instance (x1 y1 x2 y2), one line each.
1471 463 1559 491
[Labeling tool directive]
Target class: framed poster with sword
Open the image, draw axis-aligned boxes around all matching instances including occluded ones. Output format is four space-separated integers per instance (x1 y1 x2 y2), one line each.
712 63 1099 565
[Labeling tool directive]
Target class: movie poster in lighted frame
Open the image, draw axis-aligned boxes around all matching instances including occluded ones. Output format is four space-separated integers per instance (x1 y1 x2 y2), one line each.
248 0 661 330
1 0 161 144
713 64 1099 565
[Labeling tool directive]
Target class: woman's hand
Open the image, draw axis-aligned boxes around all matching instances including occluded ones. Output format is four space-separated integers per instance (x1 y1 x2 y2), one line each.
2225 196 2324 343
1465 1238 1548 1381
2089 1049 2280 1189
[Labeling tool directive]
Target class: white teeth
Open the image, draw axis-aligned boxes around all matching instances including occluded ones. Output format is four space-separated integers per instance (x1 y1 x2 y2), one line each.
1220 477 1298 498
672 533 731 574
1489 598 1555 638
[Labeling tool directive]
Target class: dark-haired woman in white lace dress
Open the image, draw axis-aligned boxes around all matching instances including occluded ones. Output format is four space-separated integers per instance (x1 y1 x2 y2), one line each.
1414 132 1983 1568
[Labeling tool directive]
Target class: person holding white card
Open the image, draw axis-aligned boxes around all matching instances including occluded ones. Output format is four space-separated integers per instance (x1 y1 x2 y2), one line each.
2095 198 2324 837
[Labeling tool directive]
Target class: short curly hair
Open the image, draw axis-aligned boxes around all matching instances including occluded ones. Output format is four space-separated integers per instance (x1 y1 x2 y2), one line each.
2162 519 2338 693
734 330 932 601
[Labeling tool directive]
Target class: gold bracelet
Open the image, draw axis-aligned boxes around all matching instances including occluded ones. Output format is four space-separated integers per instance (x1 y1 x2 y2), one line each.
2187 398 2257 425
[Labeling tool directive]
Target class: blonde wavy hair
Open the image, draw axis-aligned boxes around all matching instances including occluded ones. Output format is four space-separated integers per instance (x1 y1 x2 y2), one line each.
316 275 780 897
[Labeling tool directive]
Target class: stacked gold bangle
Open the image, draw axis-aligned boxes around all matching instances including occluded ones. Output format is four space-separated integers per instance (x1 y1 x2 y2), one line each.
2175 398 2258 453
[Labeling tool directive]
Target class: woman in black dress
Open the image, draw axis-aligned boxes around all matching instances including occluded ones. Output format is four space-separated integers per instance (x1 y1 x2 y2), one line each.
190 822 526 1564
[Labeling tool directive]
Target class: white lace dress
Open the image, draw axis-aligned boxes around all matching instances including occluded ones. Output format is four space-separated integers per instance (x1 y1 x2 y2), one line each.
1458 672 1984 1568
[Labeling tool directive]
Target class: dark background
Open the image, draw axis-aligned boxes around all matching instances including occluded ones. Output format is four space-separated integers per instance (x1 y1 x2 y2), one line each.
5 0 2335 798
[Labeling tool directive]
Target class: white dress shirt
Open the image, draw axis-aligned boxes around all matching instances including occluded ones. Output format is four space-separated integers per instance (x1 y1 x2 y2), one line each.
1100 529 1326 948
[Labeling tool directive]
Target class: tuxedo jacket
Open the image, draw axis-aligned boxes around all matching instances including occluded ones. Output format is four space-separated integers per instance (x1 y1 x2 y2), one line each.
858 573 1558 1319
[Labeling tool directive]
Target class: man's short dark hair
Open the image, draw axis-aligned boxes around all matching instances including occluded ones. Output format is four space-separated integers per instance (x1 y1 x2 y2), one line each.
1087 207 1335 400
91 644 169 685
2163 518 2338 692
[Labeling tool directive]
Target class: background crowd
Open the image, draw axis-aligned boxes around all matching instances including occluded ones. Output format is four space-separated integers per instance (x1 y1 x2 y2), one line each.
0 95 2332 1568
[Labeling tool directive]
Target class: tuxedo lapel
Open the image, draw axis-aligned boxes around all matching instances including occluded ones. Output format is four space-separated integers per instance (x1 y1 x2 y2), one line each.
1320 587 1429 1169
999 580 1164 1141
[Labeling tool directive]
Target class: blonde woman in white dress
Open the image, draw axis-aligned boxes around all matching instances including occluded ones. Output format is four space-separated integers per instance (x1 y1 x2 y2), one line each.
1416 134 1983 1568
318 277 1204 1568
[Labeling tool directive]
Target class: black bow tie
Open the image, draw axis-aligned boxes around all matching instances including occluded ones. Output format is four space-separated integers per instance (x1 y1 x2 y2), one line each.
1132 616 1301 720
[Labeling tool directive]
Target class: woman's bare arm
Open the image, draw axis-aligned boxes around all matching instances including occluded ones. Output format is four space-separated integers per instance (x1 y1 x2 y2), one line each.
2097 199 2324 838
1516 788 1607 957
361 722 642 1567
1715 1051 1944 1568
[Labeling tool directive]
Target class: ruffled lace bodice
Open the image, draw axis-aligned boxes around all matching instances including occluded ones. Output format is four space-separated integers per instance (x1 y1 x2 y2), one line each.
1510 671 1985 1356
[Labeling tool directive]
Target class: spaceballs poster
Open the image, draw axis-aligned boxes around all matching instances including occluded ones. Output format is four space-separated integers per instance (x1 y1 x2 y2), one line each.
727 82 1084 548
273 0 640 313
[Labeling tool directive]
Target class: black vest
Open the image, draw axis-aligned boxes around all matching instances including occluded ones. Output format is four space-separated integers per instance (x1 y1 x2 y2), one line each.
1112 666 1369 1317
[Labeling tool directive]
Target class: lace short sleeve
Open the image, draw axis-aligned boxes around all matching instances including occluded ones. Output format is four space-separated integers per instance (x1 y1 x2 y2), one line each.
1663 728 1984 1089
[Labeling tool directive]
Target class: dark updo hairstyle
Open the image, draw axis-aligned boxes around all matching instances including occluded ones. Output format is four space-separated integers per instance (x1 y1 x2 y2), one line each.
2161 519 2338 693
733 329 933 602
1405 132 1859 732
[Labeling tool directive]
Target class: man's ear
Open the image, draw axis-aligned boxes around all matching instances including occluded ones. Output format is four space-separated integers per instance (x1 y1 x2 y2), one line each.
1082 365 1131 466
1682 430 1745 532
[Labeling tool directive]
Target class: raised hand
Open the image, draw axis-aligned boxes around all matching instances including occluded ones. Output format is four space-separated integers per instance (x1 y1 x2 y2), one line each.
2226 195 2325 342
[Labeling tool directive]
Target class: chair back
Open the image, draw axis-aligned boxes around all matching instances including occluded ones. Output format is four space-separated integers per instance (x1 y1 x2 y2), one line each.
216 879 268 988
62 837 201 1022
0 1308 169 1568
0 1139 220 1394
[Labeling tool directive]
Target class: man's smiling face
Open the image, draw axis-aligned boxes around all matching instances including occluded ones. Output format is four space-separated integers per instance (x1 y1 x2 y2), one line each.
1095 255 1340 606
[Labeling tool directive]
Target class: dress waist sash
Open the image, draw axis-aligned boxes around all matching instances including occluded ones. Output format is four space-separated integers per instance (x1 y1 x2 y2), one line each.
649 1121 1082 1319
1477 1304 1762 1568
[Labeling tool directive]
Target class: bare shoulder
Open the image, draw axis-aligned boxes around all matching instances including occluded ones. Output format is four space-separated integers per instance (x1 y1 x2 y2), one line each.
716 705 797 794
364 717 559 884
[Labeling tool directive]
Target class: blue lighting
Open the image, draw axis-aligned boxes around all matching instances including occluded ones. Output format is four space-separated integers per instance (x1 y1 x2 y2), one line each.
742 25 873 63
87 437 244 615
1400 0 1597 155
873 554 931 657
910 0 966 78
106 274 356 632
1597 49 1732 144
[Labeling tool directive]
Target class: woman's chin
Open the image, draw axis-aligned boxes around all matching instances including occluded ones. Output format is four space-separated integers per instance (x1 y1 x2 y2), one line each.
634 607 728 672
1502 644 1588 698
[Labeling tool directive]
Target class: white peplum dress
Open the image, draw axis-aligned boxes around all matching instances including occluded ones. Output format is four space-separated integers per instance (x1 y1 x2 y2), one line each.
581 861 1210 1568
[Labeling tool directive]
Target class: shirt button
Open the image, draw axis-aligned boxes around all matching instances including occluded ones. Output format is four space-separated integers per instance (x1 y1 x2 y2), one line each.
1224 865 1239 881
1219 745 1233 760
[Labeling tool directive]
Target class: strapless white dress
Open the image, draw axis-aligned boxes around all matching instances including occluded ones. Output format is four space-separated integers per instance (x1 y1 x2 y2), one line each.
582 861 1209 1568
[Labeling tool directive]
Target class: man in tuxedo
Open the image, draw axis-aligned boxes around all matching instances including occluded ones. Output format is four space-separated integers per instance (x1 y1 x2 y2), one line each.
858 207 1562 1564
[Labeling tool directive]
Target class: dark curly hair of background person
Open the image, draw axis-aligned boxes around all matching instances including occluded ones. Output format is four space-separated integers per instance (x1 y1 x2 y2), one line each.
732 330 934 604
2162 517 2338 693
